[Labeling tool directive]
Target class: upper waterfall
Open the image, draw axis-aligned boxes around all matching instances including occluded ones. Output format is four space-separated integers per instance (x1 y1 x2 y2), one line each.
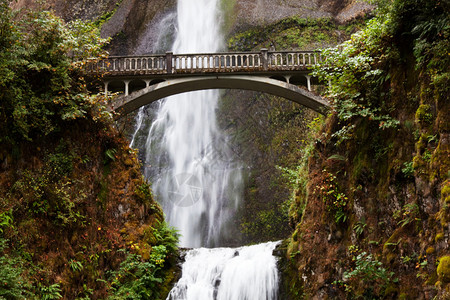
130 0 243 248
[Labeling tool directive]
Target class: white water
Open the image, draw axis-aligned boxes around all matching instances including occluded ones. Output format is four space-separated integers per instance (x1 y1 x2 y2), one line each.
130 0 242 248
130 1 281 299
167 241 280 300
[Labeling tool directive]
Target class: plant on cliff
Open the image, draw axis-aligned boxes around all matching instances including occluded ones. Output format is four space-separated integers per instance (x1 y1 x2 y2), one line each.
312 17 400 131
289 0 448 297
0 0 109 146
107 221 179 299
0 3 180 299
338 245 396 297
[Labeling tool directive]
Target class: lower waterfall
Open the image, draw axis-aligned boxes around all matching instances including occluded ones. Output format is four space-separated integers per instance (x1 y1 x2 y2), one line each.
167 241 280 300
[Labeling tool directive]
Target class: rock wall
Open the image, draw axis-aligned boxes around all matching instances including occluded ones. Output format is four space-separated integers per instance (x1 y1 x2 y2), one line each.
12 0 372 55
231 0 372 32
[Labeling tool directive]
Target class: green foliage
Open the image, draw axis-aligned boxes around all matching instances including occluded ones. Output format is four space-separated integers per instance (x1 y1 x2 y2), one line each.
353 217 367 237
401 161 414 178
0 210 14 234
415 104 433 125
135 182 154 205
0 1 109 144
104 148 117 163
337 245 396 296
37 283 63 300
0 239 29 299
151 220 179 255
107 221 178 299
69 259 84 272
282 116 325 227
312 17 400 130
107 249 165 299
394 203 420 228
10 143 86 226
316 169 348 224
93 0 123 27
228 17 361 51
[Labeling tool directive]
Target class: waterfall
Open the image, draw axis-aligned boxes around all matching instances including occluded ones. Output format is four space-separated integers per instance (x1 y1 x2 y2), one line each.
130 0 242 248
167 241 280 300
129 1 281 298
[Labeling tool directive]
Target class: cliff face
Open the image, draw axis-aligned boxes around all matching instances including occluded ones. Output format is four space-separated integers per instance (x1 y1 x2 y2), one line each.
0 4 179 298
282 1 450 298
11 0 371 55
11 0 176 55
231 0 372 31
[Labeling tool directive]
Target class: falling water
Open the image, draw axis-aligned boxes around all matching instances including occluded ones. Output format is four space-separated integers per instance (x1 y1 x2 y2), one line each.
130 0 242 248
167 241 280 300
129 0 281 298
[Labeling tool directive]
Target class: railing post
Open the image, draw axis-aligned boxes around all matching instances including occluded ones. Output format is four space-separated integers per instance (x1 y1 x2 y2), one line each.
166 51 173 74
261 48 268 71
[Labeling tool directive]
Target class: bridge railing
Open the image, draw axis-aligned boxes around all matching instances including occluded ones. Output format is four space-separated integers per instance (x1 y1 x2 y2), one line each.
86 49 321 76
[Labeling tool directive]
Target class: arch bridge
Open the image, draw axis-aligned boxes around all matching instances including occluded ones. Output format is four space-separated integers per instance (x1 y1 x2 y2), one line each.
86 49 329 116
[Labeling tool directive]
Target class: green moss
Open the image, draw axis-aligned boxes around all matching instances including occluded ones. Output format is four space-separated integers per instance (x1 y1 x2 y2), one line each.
435 232 444 242
94 0 123 27
437 256 450 283
384 284 398 298
415 104 433 125
441 181 450 204
398 293 409 300
227 17 363 51
221 0 236 33
383 229 402 254
426 246 435 254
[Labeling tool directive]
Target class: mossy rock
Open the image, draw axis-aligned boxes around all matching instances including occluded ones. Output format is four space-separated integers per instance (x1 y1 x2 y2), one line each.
426 246 435 254
415 104 433 126
437 256 450 283
435 232 444 242
442 180 450 203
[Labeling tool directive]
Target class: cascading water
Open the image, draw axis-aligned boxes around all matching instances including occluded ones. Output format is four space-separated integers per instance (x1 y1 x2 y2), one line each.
167 242 280 300
131 0 242 248
130 0 280 298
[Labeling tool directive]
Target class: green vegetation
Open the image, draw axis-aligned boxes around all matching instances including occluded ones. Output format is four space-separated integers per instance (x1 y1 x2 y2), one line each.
286 0 449 298
0 2 179 298
107 221 178 299
0 1 109 147
437 256 450 284
228 17 365 51
337 245 396 297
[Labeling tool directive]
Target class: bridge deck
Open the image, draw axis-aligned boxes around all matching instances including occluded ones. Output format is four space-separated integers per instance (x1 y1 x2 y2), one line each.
87 49 321 77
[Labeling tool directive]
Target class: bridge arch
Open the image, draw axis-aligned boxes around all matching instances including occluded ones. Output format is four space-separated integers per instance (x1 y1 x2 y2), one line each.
110 75 329 117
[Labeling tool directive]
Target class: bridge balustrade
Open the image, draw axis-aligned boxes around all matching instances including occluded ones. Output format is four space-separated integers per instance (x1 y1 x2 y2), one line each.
87 49 321 76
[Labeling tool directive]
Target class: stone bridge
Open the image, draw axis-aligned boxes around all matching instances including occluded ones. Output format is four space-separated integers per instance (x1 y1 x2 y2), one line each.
87 49 329 116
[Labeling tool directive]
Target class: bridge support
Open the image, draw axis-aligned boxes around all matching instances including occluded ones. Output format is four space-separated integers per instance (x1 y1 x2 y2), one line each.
104 81 109 95
305 75 312 91
124 80 131 96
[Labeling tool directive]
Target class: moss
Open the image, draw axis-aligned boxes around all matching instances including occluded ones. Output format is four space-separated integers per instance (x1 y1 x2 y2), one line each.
426 247 435 254
437 256 450 283
383 229 402 254
287 239 300 258
435 232 444 243
398 293 409 300
415 104 433 125
384 284 398 298
221 0 236 33
227 17 363 51
441 180 450 203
